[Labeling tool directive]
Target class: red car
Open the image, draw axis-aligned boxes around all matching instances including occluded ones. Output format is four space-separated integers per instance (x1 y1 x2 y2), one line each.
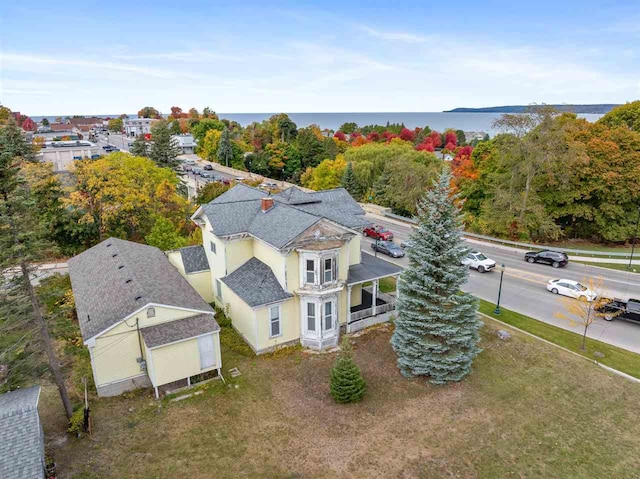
363 225 394 240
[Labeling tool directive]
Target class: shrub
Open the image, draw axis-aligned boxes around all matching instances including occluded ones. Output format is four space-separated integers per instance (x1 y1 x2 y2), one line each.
330 338 366 403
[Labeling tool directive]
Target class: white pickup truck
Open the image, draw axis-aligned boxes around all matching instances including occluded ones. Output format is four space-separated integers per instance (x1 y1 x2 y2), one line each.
462 251 496 273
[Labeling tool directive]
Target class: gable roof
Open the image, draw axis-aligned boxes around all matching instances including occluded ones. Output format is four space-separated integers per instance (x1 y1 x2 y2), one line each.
140 313 219 348
179 245 210 273
0 386 44 479
221 258 293 307
68 238 213 341
199 185 371 250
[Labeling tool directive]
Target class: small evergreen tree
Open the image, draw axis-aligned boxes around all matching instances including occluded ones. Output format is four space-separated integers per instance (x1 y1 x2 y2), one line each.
149 121 181 169
330 338 366 403
341 162 360 200
391 167 482 385
217 127 233 167
129 134 149 157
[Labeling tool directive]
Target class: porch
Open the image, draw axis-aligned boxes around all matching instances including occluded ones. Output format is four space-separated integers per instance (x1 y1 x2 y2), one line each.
346 252 402 333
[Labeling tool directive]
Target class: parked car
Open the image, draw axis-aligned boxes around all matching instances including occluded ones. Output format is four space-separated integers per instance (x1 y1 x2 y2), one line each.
203 164 214 170
400 239 414 249
235 177 245 182
363 225 394 241
371 241 405 258
546 279 597 301
462 251 496 273
184 159 197 165
192 168 202 176
525 250 569 268
597 298 640 323
102 145 114 151
201 171 214 179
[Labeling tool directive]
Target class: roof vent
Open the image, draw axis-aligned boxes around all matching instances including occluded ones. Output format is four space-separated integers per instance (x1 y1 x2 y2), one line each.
118 265 124 270
125 279 132 284
87 314 91 322
134 295 142 301
112 253 118 258
261 197 274 212
106 243 112 247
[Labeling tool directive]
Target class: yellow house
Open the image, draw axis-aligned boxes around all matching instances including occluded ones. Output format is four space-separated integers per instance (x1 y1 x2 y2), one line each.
69 238 221 398
174 184 402 354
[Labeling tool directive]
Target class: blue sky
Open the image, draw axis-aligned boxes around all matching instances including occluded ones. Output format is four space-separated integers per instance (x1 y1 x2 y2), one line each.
1 0 639 115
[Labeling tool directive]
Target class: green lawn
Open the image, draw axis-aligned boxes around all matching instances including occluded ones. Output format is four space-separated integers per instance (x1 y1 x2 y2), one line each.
573 260 640 273
478 299 640 379
378 276 397 293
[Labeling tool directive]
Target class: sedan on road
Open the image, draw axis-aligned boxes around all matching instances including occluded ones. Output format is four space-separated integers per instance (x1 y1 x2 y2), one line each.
204 164 214 170
462 251 496 273
371 241 405 258
363 226 394 241
525 250 569 268
547 279 597 301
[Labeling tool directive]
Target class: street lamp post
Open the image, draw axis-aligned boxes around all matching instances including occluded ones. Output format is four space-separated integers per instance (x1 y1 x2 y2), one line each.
629 205 640 269
494 263 506 315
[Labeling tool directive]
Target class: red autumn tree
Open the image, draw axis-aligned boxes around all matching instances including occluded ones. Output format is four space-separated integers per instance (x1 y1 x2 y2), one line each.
366 131 381 142
416 138 435 152
451 145 477 181
445 130 458 148
170 106 186 119
351 135 370 147
21 117 36 131
382 131 399 142
334 131 346 141
444 142 457 151
399 127 416 142
429 130 442 148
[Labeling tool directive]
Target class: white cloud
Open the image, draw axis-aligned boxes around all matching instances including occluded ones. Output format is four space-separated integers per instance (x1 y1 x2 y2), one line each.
359 25 431 44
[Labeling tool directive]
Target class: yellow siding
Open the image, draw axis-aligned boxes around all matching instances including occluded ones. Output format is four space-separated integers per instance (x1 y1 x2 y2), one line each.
253 240 286 288
349 236 361 265
202 217 225 280
338 243 349 280
226 239 253 274
222 285 257 349
255 299 299 351
338 289 347 324
92 306 211 387
285 251 299 292
167 251 213 302
150 332 220 386
350 283 362 307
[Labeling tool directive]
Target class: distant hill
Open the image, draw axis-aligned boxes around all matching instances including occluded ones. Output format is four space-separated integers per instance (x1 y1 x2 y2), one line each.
445 104 620 114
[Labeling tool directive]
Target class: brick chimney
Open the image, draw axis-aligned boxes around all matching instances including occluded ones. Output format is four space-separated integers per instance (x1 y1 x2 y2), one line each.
261 197 274 212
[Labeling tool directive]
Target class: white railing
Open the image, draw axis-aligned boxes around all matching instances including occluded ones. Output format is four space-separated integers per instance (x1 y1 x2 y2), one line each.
350 308 373 322
349 299 396 322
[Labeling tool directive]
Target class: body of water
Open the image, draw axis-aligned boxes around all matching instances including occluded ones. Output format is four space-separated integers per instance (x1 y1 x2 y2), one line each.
30 112 603 136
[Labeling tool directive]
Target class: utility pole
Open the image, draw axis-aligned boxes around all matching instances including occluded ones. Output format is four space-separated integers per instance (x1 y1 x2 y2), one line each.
629 205 640 269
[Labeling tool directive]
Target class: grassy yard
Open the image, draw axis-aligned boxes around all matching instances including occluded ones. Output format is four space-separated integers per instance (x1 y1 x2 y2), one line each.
41 319 640 479
478 299 640 379
573 260 640 273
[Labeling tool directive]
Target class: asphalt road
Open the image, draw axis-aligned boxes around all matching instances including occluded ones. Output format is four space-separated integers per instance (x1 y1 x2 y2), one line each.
96 133 131 152
363 216 640 353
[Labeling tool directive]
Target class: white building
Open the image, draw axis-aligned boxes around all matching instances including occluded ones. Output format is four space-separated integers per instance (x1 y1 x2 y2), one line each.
173 134 196 154
38 141 101 172
123 118 159 137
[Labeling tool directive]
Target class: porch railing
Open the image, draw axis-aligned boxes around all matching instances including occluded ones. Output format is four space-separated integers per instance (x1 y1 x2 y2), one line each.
349 296 396 323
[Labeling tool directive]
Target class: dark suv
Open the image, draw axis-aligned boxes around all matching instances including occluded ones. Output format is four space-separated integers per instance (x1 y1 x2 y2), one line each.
524 250 569 268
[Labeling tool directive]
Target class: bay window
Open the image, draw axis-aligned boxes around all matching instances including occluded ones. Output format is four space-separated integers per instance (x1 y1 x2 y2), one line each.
301 252 338 287
324 301 333 330
306 259 315 284
307 302 316 331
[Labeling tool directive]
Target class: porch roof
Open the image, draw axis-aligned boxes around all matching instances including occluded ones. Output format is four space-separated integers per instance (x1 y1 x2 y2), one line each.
347 252 403 285
140 313 219 349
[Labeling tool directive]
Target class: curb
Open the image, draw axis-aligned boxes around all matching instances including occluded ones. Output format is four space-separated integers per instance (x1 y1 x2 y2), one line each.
478 312 640 385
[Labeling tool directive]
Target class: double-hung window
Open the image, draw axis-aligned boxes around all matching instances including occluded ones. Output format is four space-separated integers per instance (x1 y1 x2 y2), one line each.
305 259 316 284
269 305 281 337
324 301 333 330
215 279 222 299
210 240 216 254
323 257 334 284
307 302 316 332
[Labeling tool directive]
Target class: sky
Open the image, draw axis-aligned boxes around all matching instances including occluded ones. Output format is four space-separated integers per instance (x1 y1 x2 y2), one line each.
1 0 639 115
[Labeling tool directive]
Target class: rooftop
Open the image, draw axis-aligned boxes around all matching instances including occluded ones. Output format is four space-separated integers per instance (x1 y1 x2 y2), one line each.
347 252 403 285
140 313 219 348
221 257 293 307
179 245 210 274
199 184 370 250
68 238 213 341
0 386 43 479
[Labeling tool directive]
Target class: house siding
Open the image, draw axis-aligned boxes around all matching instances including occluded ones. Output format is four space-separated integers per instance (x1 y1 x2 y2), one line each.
167 251 214 302
221 284 257 348
255 299 299 352
350 283 363 307
253 240 287 289
91 305 210 391
149 332 221 387
349 235 361 265
226 238 254 274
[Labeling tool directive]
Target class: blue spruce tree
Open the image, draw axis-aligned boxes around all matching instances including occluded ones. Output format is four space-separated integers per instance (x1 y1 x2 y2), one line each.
391 167 482 384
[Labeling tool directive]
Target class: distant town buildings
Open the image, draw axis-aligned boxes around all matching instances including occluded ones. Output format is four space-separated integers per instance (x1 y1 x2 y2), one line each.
173 133 196 154
124 118 159 136
37 140 101 171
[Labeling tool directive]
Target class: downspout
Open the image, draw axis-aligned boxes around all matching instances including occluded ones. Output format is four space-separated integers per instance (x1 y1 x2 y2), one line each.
136 318 144 360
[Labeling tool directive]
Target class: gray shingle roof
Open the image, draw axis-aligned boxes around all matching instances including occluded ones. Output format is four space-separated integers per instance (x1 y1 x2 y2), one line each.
69 238 213 341
221 258 293 307
179 245 210 273
140 313 220 348
0 386 44 479
347 252 403 285
200 185 371 249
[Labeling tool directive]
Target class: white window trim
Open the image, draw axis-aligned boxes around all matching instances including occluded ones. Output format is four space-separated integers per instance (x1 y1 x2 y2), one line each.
300 250 339 288
300 295 338 338
269 305 282 338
